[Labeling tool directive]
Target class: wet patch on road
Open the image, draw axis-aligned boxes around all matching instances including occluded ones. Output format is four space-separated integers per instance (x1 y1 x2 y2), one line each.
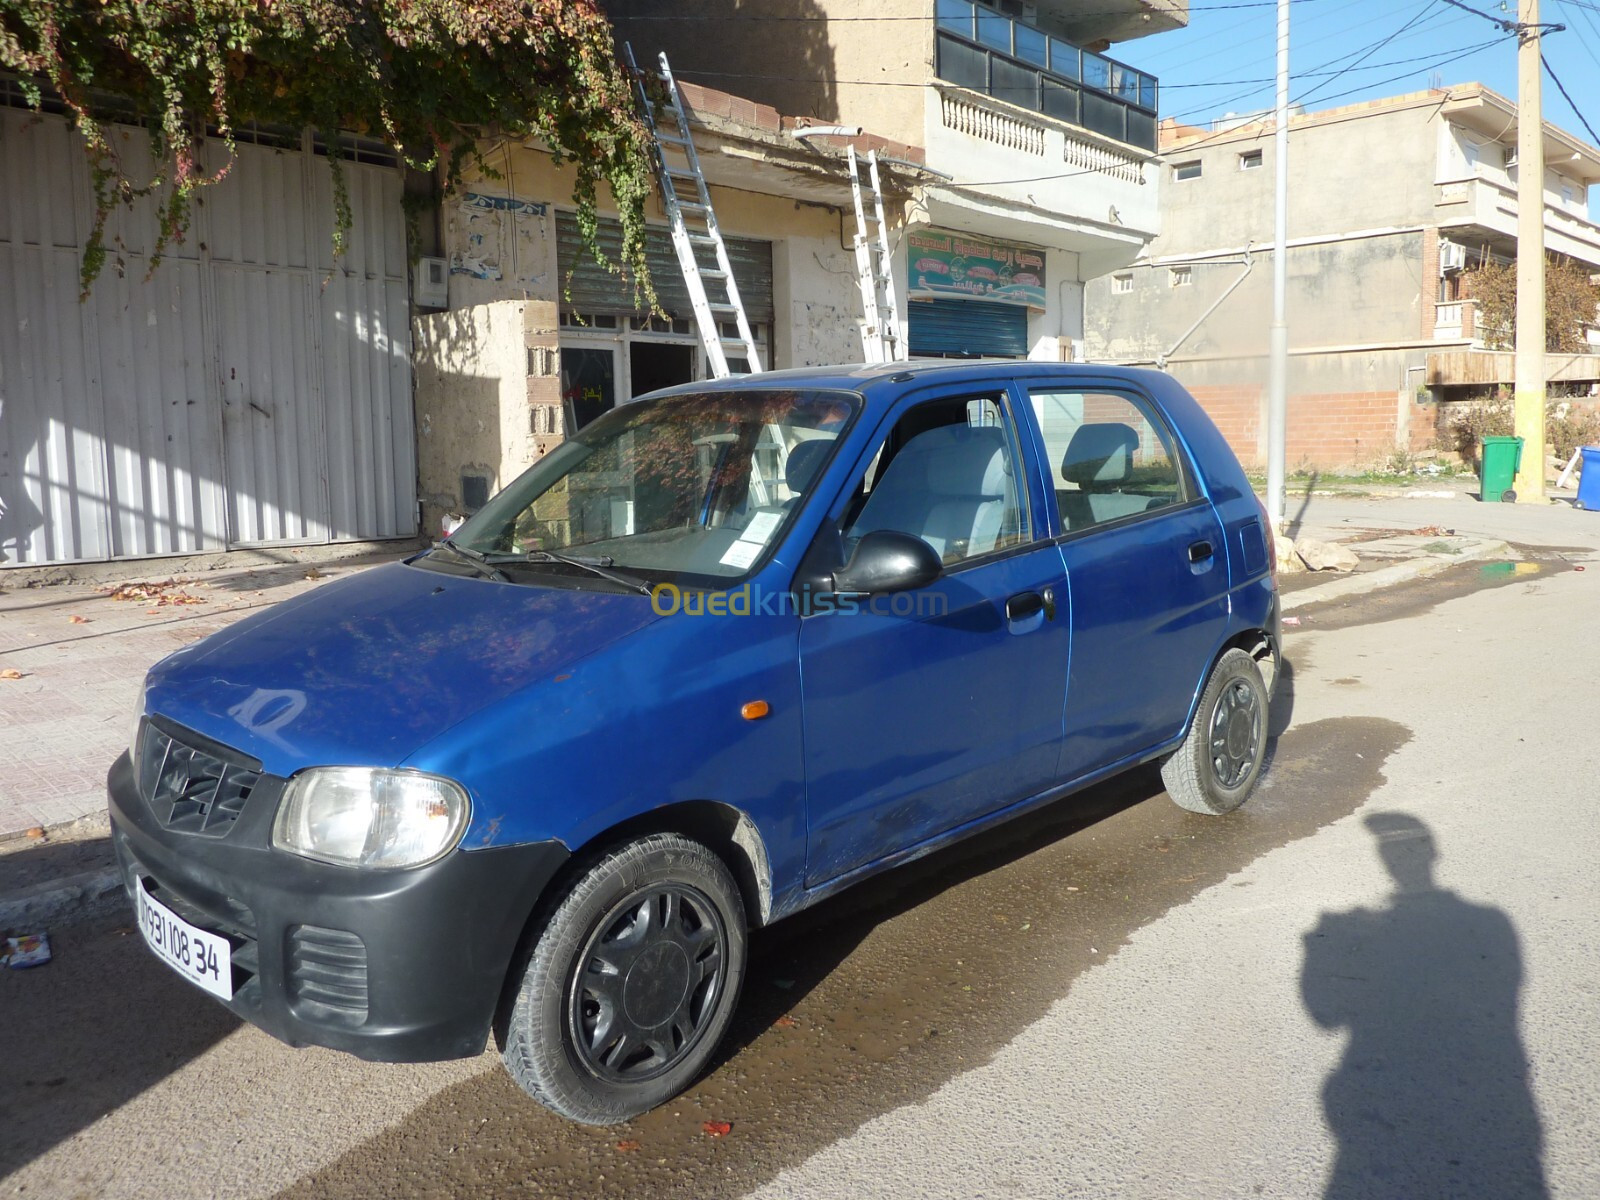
273 717 1410 1200
1282 544 1577 631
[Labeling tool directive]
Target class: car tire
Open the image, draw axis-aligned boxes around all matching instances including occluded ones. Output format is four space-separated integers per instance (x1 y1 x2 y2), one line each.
501 833 747 1124
1160 648 1268 815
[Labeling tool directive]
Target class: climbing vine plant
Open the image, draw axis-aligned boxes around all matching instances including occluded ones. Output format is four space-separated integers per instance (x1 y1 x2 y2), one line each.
0 0 655 297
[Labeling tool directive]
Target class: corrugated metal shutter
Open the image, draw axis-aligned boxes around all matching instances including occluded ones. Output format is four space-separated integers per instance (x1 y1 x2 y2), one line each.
556 213 773 323
0 105 415 567
908 298 1030 358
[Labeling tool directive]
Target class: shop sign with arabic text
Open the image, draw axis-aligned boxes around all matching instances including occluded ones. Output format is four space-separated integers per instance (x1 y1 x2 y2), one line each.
906 229 1046 308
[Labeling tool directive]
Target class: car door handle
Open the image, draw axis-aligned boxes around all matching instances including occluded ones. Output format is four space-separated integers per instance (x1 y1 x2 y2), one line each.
1006 589 1054 622
1188 540 1214 563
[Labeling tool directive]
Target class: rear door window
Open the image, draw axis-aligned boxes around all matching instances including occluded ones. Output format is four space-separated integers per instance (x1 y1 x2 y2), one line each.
1028 389 1191 534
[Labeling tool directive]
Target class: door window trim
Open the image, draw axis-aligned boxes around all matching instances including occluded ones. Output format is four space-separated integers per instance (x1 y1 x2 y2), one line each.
1015 381 1202 541
797 382 1048 596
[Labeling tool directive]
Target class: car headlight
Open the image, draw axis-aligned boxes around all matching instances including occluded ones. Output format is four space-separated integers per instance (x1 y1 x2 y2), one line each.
272 768 471 869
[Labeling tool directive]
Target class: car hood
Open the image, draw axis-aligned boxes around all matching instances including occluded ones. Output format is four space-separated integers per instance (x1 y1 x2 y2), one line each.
143 561 661 776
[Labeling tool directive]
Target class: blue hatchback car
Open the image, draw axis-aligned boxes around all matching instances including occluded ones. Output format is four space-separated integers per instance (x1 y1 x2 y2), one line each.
110 361 1279 1123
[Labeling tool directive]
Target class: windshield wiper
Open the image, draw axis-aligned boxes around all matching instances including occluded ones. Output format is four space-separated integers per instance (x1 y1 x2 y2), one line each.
431 538 511 583
485 549 654 596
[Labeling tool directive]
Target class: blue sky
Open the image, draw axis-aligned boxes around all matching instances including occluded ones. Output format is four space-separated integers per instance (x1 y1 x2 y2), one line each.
1128 0 1600 150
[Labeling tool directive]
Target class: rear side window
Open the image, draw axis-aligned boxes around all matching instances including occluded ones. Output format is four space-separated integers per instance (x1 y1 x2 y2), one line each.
1029 389 1189 533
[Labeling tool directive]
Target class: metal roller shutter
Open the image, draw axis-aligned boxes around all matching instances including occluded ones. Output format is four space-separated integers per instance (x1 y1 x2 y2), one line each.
908 298 1030 358
556 213 773 323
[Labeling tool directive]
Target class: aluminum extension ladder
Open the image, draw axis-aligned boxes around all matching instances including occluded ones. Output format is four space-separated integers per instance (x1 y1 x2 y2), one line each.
848 147 905 363
626 46 763 378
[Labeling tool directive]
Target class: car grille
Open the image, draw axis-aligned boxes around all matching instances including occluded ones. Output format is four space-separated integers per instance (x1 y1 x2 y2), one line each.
137 721 262 837
287 925 370 1024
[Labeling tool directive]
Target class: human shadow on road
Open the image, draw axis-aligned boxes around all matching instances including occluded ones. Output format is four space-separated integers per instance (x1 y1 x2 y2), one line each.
1301 812 1546 1199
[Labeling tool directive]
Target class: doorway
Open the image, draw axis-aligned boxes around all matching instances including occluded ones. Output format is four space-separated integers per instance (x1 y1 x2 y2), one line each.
630 342 697 400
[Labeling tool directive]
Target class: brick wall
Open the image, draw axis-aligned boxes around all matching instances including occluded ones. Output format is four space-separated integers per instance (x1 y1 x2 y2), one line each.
1185 385 1261 461
1410 399 1443 454
1185 385 1403 470
1285 391 1400 468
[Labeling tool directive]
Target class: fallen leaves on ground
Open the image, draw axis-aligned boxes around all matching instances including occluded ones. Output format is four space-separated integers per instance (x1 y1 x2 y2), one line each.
1408 525 1451 537
615 1140 640 1153
773 1015 797 1028
25 826 46 840
0 668 24 680
68 615 88 624
103 579 207 606
701 1120 732 1138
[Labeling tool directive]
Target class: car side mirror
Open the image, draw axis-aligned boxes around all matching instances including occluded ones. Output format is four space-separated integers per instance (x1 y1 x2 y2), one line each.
833 531 942 596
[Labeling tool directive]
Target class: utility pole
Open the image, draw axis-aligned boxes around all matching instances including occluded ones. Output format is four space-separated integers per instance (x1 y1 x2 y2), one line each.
1513 0 1547 502
1266 0 1290 525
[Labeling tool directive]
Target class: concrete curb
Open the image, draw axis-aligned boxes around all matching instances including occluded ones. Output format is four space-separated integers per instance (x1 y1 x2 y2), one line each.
1282 538 1513 612
0 867 125 931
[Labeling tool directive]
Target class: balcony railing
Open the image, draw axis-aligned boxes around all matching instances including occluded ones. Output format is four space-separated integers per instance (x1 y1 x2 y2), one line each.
935 0 1159 152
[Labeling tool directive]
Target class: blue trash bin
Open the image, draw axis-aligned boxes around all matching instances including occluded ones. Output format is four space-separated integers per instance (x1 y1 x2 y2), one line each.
1577 446 1600 512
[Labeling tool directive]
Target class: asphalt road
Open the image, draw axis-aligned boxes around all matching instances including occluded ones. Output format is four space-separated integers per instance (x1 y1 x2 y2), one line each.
4 495 1598 1200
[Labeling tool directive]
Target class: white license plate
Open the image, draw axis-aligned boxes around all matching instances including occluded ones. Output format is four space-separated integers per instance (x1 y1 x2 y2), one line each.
135 880 234 1000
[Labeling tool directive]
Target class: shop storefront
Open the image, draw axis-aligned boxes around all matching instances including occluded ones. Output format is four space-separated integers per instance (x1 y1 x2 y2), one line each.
556 214 773 427
905 227 1045 359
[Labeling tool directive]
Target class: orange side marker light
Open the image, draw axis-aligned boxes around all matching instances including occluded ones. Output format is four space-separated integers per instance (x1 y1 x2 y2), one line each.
741 700 770 721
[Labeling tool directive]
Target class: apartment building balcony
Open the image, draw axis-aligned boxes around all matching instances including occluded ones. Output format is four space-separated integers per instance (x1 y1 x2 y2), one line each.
1033 0 1188 45
935 0 1159 151
926 0 1161 273
1433 298 1478 343
1434 174 1600 269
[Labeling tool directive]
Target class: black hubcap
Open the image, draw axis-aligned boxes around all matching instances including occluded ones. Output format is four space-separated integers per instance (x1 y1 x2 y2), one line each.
1209 678 1262 789
569 885 726 1083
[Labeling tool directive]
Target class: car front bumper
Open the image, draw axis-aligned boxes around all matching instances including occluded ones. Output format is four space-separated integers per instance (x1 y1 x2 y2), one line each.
107 747 568 1062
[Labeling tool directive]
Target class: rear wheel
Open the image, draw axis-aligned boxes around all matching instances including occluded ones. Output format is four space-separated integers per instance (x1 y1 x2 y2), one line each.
1161 648 1268 815
501 833 747 1124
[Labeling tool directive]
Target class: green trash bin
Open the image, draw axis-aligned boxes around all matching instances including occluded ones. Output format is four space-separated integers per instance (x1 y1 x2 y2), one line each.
1480 435 1523 503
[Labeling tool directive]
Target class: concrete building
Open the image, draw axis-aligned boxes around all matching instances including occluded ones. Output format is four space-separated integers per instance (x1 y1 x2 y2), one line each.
411 80 930 535
605 0 1182 363
3 0 1185 563
1083 85 1600 471
416 0 1184 532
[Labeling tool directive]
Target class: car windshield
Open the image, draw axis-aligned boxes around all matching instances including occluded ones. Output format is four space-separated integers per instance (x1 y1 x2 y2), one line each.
445 389 860 588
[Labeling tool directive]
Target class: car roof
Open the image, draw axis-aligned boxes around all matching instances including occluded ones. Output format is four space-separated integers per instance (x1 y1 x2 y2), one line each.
642 359 1175 414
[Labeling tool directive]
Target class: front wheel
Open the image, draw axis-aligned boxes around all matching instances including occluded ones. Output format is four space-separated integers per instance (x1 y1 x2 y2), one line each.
501 833 747 1124
1161 648 1268 815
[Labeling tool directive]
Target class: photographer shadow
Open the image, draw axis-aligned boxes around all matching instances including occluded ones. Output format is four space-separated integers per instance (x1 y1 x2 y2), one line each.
1301 813 1547 1199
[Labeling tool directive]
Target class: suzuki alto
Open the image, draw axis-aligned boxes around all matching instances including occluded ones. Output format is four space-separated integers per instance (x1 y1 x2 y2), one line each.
110 360 1280 1123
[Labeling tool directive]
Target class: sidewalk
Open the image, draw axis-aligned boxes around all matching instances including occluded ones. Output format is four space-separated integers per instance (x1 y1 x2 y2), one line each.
0 548 409 841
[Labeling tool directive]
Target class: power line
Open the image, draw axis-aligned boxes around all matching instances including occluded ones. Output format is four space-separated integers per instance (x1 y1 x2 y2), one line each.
674 41 1500 91
1161 40 1509 84
1435 0 1521 32
1541 51 1600 141
1293 1 1451 108
622 0 1340 21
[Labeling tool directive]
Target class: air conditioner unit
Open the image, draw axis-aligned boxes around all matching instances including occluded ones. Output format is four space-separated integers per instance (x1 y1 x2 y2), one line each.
1439 241 1467 275
1502 147 1518 170
414 256 448 309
